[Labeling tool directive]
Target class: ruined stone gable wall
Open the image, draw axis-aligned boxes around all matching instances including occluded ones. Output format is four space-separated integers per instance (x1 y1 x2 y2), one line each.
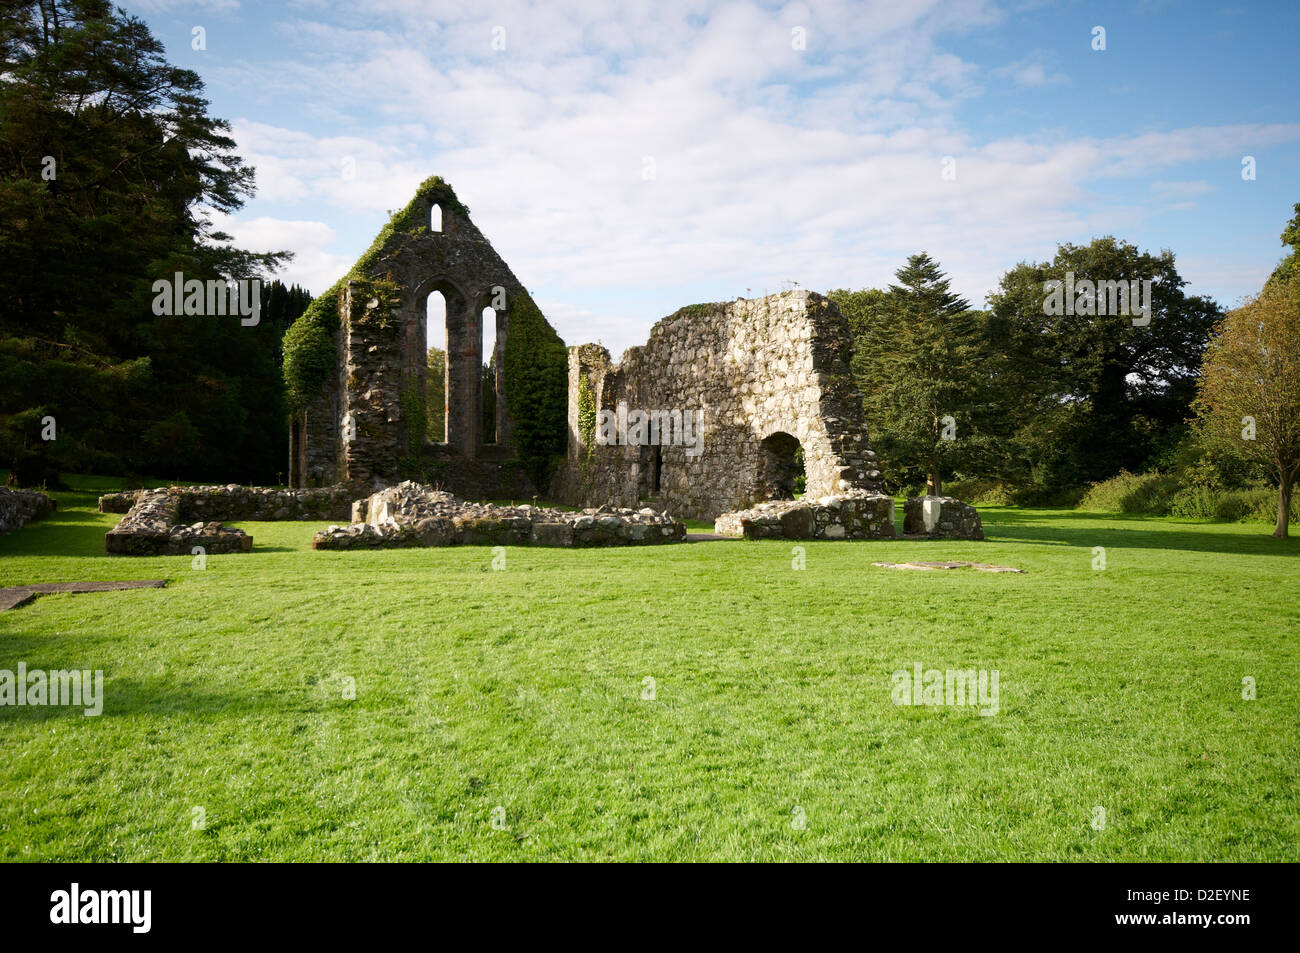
287 178 562 497
375 202 526 460
554 290 882 521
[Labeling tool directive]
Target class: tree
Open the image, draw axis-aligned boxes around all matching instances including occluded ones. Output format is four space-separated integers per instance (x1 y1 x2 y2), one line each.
831 253 982 495
482 361 496 445
0 0 288 484
986 237 1221 489
426 346 446 442
1194 277 1300 538
1268 203 1300 288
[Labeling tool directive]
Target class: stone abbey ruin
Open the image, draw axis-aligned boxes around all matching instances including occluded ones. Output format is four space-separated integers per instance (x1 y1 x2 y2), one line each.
97 175 981 551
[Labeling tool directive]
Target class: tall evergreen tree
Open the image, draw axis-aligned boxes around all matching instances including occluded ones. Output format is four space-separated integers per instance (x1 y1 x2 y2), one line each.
833 253 984 495
0 0 289 485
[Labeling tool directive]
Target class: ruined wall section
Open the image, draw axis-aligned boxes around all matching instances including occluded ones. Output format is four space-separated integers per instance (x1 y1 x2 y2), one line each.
555 290 882 521
373 201 527 459
287 177 562 495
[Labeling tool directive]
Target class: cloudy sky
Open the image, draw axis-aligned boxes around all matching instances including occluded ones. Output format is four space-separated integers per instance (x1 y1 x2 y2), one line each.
124 0 1299 356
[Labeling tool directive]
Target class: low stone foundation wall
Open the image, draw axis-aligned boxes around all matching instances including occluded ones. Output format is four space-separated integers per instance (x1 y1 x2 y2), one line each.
105 489 252 555
902 495 983 540
99 485 354 521
98 491 139 514
0 487 57 537
714 493 897 540
315 481 687 549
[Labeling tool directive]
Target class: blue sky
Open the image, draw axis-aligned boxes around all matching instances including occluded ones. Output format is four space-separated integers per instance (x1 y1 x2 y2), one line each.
122 0 1299 355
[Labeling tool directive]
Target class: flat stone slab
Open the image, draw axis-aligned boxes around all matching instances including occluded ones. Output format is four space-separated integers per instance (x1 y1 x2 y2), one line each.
685 532 739 542
872 561 1025 573
0 579 167 610
0 590 37 611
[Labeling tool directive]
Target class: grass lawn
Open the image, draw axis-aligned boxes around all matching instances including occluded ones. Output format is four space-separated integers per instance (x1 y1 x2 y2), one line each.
1 482 1296 861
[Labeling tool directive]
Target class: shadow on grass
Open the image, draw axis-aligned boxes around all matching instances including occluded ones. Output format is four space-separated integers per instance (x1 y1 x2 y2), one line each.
0 504 117 558
982 508 1298 558
0 667 329 723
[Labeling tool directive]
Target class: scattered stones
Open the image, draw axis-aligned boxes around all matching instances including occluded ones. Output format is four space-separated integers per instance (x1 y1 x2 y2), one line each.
0 487 56 537
903 495 984 540
713 491 897 540
872 561 1023 573
313 481 686 549
0 579 167 611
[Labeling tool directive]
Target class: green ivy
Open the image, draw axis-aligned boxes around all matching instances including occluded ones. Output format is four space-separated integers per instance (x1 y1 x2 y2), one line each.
400 374 427 458
577 371 596 479
503 289 568 488
281 176 468 414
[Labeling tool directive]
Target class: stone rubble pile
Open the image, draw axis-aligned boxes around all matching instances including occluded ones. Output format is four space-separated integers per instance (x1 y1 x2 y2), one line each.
902 495 984 540
314 481 687 549
0 486 57 537
714 491 897 540
104 488 251 555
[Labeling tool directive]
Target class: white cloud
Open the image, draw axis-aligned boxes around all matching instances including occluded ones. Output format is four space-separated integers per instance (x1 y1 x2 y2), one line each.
993 51 1069 88
212 214 349 292
205 0 1300 353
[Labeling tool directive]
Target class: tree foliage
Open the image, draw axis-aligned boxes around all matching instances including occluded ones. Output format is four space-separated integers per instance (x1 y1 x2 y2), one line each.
1194 276 1300 537
0 0 290 484
986 237 1221 489
831 253 988 494
1269 203 1300 288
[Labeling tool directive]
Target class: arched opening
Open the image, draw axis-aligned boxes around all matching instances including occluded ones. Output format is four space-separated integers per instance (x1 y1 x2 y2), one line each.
758 432 805 500
424 290 448 442
430 203 442 232
481 306 497 445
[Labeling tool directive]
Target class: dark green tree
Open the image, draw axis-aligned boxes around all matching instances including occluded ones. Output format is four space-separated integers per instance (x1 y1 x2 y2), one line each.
0 0 289 485
831 253 985 495
986 237 1221 489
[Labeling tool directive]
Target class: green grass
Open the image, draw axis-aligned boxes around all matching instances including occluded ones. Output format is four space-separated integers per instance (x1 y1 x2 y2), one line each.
1 484 1297 861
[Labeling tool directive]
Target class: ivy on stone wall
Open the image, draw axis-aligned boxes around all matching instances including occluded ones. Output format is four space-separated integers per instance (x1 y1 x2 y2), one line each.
281 176 467 414
577 372 596 479
400 373 427 459
503 289 568 488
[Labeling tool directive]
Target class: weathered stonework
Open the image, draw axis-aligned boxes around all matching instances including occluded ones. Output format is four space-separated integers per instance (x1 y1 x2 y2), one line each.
0 487 56 537
903 495 984 540
99 485 353 521
105 489 252 556
554 291 882 521
102 485 358 555
714 491 896 540
314 480 685 549
289 180 555 496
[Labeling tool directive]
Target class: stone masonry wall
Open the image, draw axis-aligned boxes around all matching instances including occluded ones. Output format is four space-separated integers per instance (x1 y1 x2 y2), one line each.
553 291 882 521
0 487 56 537
293 184 539 493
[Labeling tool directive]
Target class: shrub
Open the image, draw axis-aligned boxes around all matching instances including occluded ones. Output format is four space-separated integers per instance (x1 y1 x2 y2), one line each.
1078 470 1182 515
944 478 1015 505
1083 471 1297 524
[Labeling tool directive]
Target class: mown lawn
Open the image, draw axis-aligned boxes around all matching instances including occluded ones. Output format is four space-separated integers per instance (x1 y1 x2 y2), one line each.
1 481 1296 861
